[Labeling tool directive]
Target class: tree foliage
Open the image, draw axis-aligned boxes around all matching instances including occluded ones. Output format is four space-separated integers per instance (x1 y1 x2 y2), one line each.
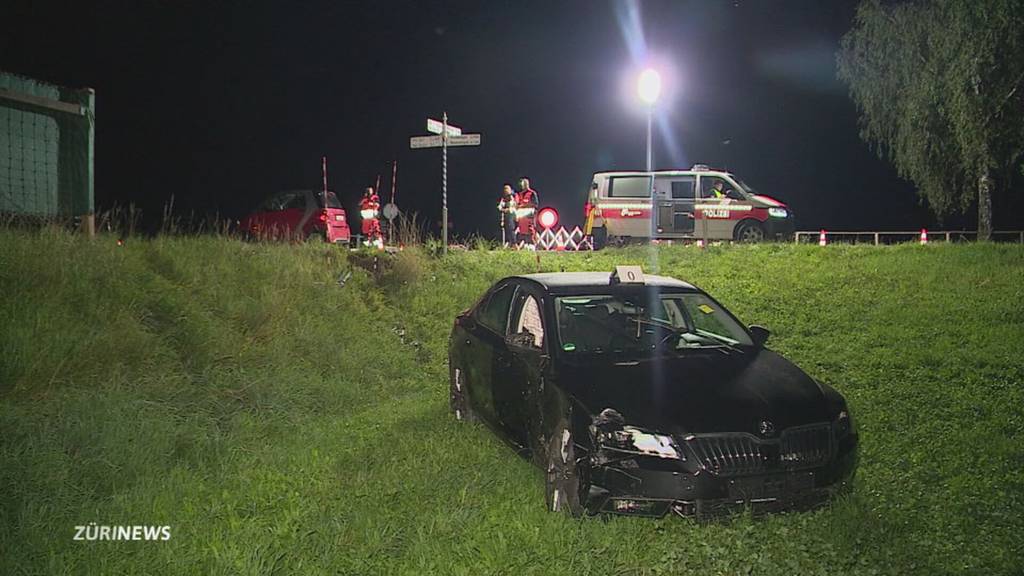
837 0 1024 236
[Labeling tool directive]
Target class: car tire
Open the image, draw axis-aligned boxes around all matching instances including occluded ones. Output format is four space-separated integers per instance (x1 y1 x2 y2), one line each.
306 229 325 243
449 365 477 423
591 226 608 250
544 417 588 516
735 220 766 243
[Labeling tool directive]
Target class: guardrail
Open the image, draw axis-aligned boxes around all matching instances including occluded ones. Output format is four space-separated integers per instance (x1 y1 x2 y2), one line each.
794 230 1024 245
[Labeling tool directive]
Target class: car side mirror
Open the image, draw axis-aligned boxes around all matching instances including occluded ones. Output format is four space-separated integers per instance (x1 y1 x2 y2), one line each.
457 314 477 330
506 331 536 349
749 325 770 348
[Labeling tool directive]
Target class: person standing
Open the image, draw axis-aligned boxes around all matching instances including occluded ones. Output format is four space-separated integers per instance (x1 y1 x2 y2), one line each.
497 183 518 246
515 177 539 246
359 187 383 249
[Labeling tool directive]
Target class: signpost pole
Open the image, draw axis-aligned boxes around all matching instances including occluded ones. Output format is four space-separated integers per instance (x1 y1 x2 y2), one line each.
389 160 397 245
410 115 478 254
442 111 448 255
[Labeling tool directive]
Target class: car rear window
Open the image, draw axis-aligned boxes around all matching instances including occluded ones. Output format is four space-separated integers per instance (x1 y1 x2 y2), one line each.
318 191 343 209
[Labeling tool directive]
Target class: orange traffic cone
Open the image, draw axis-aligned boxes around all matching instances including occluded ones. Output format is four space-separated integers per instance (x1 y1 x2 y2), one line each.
819 230 827 246
920 229 928 245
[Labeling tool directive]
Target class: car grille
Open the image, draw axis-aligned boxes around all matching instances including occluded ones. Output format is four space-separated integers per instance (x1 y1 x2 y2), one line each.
685 423 833 477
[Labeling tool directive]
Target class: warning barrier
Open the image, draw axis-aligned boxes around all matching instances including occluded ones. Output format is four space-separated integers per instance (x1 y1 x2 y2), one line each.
534 226 594 251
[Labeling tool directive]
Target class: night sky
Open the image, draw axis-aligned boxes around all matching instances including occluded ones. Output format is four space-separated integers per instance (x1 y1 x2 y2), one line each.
2 0 993 237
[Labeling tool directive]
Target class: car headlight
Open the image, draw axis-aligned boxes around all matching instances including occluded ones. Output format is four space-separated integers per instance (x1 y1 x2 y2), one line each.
599 427 683 460
768 207 788 218
834 409 855 438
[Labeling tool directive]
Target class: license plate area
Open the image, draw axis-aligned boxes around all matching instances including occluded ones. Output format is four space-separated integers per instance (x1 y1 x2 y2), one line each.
728 472 814 500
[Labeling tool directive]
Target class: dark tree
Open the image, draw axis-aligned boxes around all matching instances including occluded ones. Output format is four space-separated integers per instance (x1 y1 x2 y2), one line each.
838 0 1024 239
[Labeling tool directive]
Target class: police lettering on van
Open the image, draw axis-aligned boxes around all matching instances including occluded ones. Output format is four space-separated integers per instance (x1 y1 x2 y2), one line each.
583 164 794 248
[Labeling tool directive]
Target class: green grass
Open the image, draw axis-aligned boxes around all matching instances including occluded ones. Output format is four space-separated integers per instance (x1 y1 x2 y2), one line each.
1 230 1022 575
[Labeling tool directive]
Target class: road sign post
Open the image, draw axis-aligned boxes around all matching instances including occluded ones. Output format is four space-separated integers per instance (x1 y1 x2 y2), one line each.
408 112 481 254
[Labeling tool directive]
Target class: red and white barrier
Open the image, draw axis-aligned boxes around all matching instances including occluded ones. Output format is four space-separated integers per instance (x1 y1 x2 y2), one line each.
535 226 593 251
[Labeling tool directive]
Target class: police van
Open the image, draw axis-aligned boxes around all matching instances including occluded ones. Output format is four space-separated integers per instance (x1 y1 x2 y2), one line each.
583 165 794 247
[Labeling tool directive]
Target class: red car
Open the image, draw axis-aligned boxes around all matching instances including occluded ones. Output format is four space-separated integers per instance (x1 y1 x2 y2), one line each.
241 189 351 244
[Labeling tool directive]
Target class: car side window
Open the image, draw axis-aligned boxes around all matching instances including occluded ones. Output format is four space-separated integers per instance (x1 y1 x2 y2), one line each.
476 283 516 334
513 294 545 349
257 195 284 211
283 193 307 210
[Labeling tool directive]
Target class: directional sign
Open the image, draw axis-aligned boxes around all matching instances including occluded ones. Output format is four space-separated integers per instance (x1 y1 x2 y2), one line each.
410 112 481 255
427 118 462 136
410 134 443 149
446 133 481 147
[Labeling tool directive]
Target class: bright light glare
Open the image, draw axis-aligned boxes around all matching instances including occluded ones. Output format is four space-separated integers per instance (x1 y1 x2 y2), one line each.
637 68 662 105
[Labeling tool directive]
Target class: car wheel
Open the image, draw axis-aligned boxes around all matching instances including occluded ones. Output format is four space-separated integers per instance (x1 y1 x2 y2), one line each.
449 365 477 423
735 220 766 243
306 229 325 243
591 226 608 250
544 418 588 516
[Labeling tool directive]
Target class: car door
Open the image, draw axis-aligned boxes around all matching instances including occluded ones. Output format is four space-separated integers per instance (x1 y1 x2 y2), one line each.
493 285 548 447
654 175 696 235
457 281 517 425
246 193 287 238
697 175 735 240
276 192 309 238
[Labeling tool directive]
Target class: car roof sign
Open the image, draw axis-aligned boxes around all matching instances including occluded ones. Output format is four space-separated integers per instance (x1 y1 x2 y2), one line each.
611 266 645 284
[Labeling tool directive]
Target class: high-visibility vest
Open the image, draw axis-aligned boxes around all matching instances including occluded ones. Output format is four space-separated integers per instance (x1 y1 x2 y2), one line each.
515 206 535 219
360 196 380 219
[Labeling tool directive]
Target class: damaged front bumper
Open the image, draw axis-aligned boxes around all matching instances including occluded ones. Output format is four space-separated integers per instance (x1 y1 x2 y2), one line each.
583 426 858 519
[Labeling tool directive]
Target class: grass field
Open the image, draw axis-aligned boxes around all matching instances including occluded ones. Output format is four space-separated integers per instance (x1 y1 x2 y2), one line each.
1 229 1022 575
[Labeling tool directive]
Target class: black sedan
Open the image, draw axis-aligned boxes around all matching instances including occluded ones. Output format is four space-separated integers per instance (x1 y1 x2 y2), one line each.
448 268 858 518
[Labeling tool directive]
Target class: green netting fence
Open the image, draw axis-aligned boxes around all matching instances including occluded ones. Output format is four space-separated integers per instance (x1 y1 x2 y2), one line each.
0 71 94 224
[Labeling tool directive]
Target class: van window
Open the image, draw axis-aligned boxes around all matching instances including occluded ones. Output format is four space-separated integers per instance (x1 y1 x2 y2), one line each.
701 177 744 200
671 178 696 199
608 176 652 198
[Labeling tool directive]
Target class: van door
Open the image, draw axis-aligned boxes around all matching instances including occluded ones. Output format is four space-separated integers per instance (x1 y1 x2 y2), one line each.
654 176 696 235
697 175 744 240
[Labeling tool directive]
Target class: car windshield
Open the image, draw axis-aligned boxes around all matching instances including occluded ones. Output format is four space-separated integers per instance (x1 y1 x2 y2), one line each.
555 291 752 356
